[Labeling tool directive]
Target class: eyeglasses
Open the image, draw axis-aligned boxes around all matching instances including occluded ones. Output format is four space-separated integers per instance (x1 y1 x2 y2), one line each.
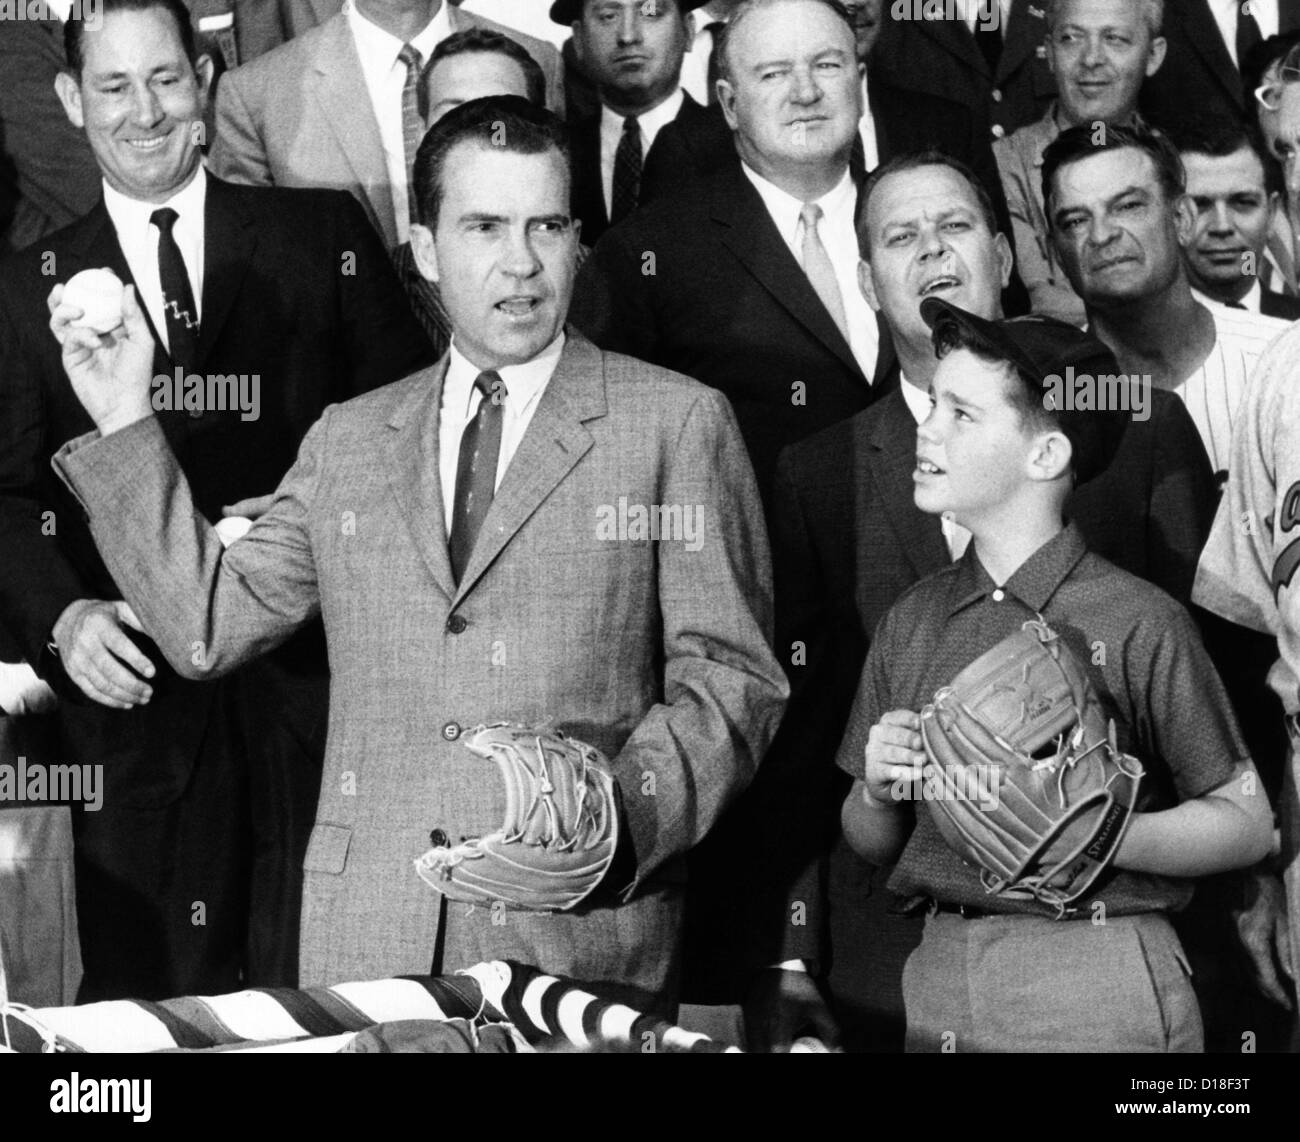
1256 68 1300 111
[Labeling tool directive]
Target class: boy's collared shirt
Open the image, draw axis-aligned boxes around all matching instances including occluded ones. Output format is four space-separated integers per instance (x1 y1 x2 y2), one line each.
837 523 1246 917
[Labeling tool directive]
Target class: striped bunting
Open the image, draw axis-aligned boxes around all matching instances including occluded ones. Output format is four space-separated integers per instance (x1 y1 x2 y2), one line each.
3 962 727 1053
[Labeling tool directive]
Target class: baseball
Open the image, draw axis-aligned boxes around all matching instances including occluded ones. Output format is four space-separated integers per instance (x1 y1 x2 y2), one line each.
62 268 125 334
215 516 253 547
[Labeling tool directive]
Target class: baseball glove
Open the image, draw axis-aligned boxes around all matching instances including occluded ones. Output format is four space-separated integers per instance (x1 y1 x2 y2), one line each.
413 723 620 912
919 618 1144 915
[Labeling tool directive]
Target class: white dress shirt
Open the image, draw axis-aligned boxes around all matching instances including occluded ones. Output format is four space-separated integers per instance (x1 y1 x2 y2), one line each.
439 333 566 533
599 88 685 218
460 0 570 49
347 0 449 244
681 17 722 105
900 374 972 560
859 73 879 172
103 166 207 356
1210 0 1279 67
741 164 879 380
44 0 74 20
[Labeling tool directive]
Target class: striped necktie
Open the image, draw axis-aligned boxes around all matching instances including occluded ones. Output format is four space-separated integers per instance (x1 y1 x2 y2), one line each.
399 43 426 226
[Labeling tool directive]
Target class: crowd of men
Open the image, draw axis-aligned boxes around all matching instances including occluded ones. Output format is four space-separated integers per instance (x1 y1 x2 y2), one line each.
2 0 1299 1053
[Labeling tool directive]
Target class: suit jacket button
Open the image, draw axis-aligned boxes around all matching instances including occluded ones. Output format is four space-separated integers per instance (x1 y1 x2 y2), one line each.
442 722 461 741
429 828 449 847
446 614 468 634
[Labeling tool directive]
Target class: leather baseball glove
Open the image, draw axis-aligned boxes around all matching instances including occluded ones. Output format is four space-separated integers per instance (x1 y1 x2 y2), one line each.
413 723 620 911
919 618 1144 915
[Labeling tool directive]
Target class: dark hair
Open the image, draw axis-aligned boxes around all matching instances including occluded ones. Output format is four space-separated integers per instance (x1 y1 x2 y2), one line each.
65 0 199 79
930 312 1123 485
1241 30 1300 98
413 95 570 229
1041 118 1185 221
856 150 1000 257
428 28 547 109
716 0 853 83
1169 118 1283 199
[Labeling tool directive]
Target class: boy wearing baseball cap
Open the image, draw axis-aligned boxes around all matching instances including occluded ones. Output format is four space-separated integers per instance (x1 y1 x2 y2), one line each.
838 299 1273 1052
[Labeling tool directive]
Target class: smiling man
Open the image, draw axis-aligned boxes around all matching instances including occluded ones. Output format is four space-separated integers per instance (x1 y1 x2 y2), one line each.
994 0 1166 324
0 0 432 1001
46 95 786 1008
1176 119 1300 317
1044 118 1290 478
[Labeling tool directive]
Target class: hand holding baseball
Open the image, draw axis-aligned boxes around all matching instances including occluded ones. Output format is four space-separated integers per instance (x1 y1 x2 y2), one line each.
48 278 156 436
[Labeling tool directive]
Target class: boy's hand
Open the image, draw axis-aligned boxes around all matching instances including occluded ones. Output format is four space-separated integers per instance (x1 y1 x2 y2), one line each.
863 709 925 807
48 281 155 435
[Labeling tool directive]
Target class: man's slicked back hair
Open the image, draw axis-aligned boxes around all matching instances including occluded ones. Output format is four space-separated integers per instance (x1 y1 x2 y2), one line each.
413 95 571 229
1041 117 1185 221
65 0 199 79
715 0 854 84
428 27 547 109
856 150 1000 257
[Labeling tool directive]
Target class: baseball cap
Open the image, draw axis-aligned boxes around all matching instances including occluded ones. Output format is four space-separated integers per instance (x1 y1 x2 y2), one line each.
550 0 710 24
919 298 1131 485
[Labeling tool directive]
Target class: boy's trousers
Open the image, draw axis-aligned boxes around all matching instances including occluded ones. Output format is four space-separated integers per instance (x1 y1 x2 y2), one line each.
902 909 1202 1052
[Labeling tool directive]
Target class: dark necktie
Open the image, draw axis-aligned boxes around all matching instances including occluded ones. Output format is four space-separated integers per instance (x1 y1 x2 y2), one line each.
449 371 506 584
705 21 725 105
150 207 199 373
611 115 642 226
1235 4 1264 74
399 43 426 225
974 8 1003 75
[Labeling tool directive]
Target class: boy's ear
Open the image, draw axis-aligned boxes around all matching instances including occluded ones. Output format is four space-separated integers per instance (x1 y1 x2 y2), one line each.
1026 429 1073 484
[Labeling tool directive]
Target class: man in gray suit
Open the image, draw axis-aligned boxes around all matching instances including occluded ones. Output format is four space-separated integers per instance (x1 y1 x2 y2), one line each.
210 0 564 251
49 96 785 1010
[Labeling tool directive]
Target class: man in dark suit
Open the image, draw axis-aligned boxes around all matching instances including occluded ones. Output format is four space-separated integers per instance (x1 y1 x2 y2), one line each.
1176 118 1300 318
554 0 711 246
764 151 1219 1051
1142 0 1300 137
571 0 883 505
871 0 1057 143
0 0 433 1001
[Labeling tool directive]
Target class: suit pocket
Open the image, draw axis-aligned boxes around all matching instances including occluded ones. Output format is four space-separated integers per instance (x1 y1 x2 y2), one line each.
303 823 352 875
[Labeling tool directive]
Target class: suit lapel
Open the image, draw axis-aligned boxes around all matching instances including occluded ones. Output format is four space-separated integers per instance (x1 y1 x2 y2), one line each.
195 177 256 368
452 332 603 602
569 116 610 237
308 16 397 247
710 167 865 384
384 359 458 601
1284 0 1300 34
868 390 947 577
916 12 989 77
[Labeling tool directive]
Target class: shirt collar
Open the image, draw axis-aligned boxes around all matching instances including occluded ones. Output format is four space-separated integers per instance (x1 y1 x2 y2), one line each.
947 523 1088 617
898 371 931 425
444 331 567 419
102 164 207 233
346 0 447 69
600 88 685 139
1192 282 1265 314
740 163 855 241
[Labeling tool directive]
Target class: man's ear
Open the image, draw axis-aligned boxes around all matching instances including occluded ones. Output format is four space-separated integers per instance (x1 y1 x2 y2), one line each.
994 231 1014 289
1146 35 1168 78
410 222 440 283
857 257 879 310
194 53 215 104
1027 429 1073 483
54 71 85 130
1267 189 1282 227
1172 192 1197 248
571 21 588 69
683 11 696 47
717 77 739 130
